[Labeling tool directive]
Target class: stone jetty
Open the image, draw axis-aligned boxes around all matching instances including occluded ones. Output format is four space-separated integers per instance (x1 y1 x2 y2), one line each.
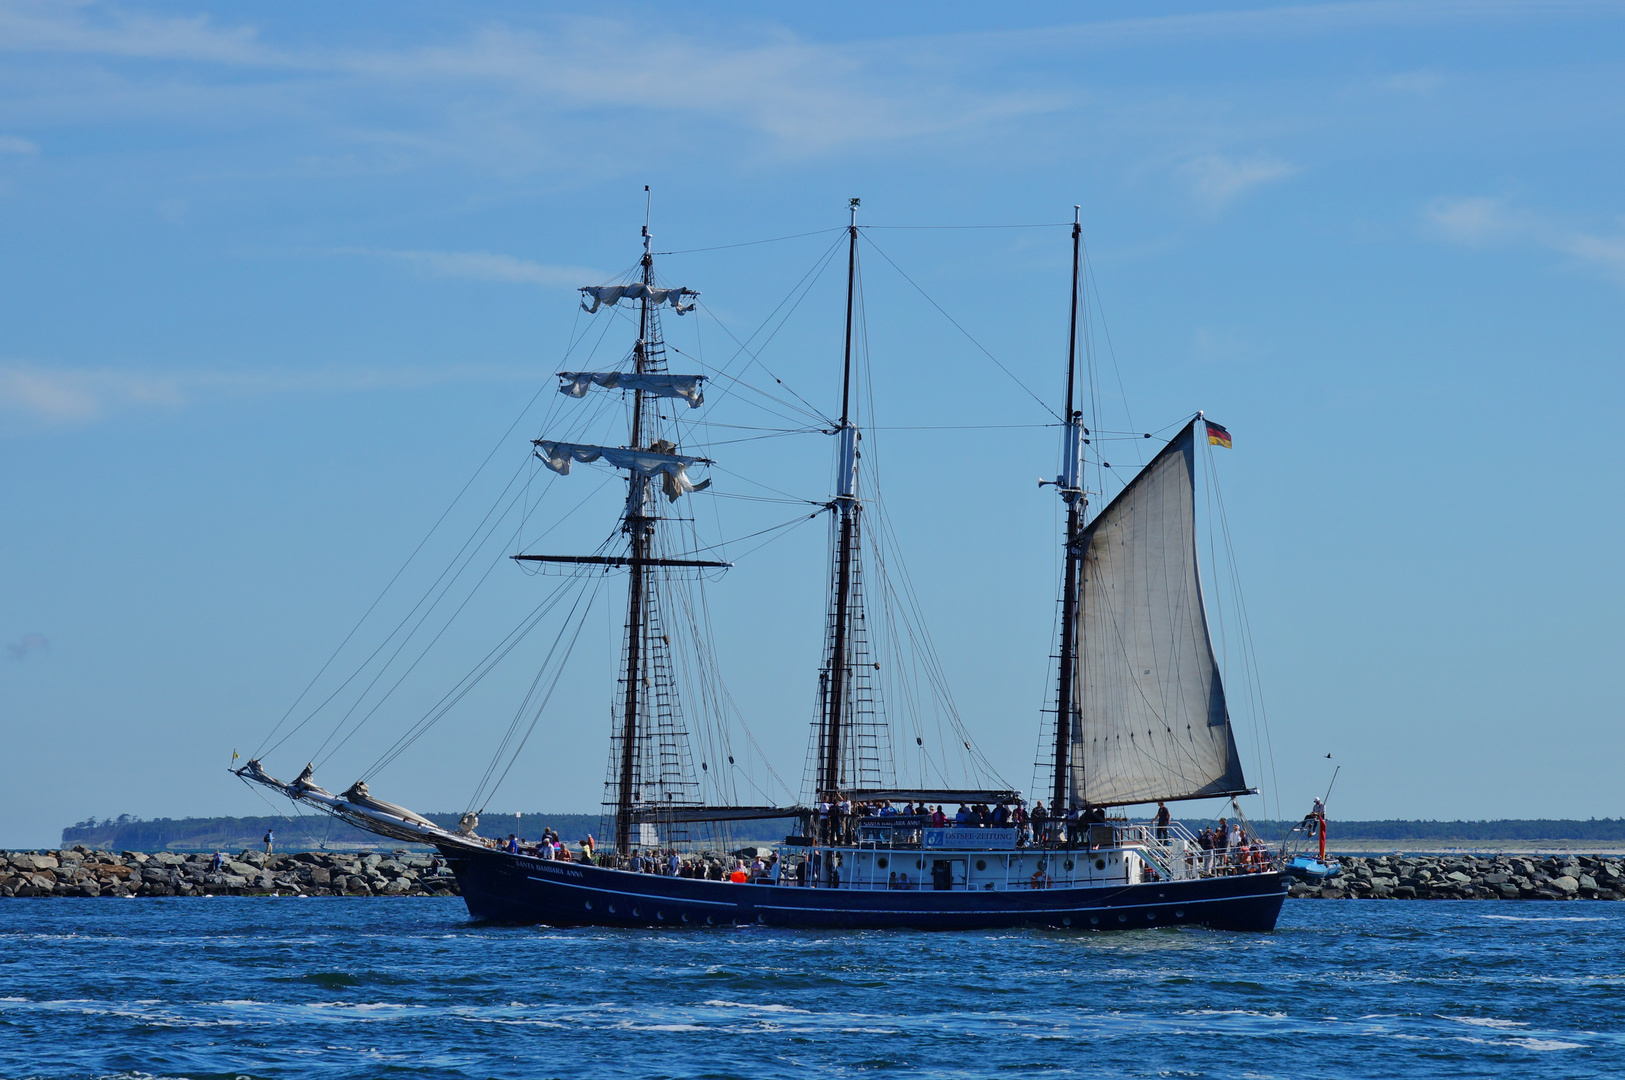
0 847 460 898
1290 852 1625 900
4 847 1622 900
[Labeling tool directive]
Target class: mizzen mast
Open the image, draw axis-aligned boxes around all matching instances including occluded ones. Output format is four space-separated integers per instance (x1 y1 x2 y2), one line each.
1051 206 1087 814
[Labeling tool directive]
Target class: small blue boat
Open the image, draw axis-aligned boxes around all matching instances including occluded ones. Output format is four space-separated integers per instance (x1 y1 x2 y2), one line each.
1286 854 1342 882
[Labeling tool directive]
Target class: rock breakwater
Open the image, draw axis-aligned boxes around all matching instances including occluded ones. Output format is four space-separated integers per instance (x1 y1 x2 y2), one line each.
0 847 460 898
6 847 1622 901
1292 853 1625 900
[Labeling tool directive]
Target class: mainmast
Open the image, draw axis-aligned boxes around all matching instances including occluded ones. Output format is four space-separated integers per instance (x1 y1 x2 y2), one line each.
819 198 862 800
615 189 656 856
1052 207 1086 813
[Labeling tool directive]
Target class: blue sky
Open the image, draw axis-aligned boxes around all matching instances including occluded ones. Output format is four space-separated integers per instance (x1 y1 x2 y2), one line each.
3 1 1623 847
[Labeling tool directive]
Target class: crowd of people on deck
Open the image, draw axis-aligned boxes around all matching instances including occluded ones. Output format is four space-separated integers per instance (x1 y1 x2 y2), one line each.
477 807 1271 883
1189 817 1271 874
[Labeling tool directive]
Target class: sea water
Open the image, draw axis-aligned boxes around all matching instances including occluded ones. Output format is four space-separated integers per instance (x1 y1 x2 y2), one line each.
0 898 1618 1078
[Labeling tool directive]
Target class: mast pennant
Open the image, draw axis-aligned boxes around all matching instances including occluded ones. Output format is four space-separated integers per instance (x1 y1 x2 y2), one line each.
580 282 698 314
532 439 712 501
1069 420 1248 807
558 371 704 407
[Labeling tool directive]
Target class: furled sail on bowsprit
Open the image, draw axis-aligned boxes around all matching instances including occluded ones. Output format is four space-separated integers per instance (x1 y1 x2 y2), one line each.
1069 420 1247 807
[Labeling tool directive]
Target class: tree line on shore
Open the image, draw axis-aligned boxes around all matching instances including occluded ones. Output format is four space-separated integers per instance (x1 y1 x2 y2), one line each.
59 813 1625 852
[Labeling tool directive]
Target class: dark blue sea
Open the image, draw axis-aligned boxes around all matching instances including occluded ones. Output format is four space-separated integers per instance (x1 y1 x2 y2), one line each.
0 898 1619 1079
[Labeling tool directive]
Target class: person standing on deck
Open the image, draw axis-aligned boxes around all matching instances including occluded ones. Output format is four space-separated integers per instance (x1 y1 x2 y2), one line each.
1155 802 1171 842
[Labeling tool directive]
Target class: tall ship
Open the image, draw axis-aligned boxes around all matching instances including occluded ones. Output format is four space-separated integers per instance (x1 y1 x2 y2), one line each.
239 200 1289 931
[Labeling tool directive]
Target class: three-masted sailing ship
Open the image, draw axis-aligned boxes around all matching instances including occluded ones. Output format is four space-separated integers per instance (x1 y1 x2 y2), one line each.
239 201 1288 932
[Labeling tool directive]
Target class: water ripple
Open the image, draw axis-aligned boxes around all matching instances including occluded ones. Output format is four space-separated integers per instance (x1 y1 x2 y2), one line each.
0 899 1619 1078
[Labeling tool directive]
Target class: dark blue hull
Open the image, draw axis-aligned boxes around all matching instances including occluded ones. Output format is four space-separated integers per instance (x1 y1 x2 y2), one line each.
441 847 1289 932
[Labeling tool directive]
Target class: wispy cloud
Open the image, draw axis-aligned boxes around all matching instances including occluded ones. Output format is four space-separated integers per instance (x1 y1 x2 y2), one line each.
7 633 48 661
1185 154 1298 207
1426 195 1523 244
348 248 607 288
0 134 38 154
0 2 274 65
0 7 1059 158
0 362 535 428
1427 196 1625 283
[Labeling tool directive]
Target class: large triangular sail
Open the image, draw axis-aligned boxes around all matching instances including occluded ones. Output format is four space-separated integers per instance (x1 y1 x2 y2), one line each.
1069 420 1248 806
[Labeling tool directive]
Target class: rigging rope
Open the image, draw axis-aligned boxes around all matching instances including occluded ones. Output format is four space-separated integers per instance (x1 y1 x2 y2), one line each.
858 232 1060 422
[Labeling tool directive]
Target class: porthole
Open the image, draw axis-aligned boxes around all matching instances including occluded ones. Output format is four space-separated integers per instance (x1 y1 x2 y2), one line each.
657 911 665 921
584 901 593 911
1063 916 1072 926
1175 910 1184 918
706 915 714 925
1147 912 1156 920
633 908 641 918
975 860 987 871
1064 860 1074 871
877 857 889 869
1117 914 1127 923
915 859 924 869
1095 859 1106 871
682 913 690 923
608 904 617 914
1089 916 1099 925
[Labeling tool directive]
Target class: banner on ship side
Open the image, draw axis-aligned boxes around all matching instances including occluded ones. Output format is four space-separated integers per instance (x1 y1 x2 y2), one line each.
923 828 1017 850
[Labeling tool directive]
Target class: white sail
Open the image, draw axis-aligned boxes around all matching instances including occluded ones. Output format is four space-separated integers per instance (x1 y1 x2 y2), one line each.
1070 421 1247 806
558 372 704 407
580 282 698 314
533 439 712 501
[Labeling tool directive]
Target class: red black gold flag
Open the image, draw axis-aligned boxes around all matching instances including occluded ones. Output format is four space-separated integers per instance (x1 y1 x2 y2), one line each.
1205 421 1232 449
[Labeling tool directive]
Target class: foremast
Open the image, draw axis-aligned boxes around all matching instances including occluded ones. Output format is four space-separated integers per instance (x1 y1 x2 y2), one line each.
515 189 721 858
616 207 657 857
1052 207 1087 814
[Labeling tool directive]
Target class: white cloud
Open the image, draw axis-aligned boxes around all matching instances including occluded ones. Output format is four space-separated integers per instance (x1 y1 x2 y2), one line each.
0 2 274 65
0 134 38 154
1427 196 1625 284
1558 232 1625 280
1185 154 1298 207
362 249 606 288
1378 70 1446 94
0 362 534 428
0 8 1061 159
1425 196 1521 244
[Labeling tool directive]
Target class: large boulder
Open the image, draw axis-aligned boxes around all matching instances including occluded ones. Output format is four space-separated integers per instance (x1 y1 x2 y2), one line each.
10 854 58 873
1551 876 1581 896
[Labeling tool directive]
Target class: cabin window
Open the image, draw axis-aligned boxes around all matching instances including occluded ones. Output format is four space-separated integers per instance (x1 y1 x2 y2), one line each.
1096 859 1106 870
975 860 987 871
877 857 889 869
1063 860 1074 871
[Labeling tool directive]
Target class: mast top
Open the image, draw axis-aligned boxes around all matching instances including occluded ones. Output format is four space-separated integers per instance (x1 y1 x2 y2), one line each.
643 185 652 258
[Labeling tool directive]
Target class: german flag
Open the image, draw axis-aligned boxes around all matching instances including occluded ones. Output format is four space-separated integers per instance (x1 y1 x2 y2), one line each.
1205 421 1232 449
